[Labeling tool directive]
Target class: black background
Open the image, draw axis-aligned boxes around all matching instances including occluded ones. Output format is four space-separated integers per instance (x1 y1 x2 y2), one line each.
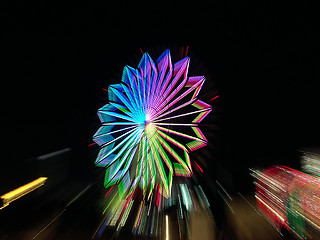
1 0 320 193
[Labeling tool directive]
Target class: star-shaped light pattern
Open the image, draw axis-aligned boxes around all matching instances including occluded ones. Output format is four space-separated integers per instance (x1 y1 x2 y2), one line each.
93 49 211 199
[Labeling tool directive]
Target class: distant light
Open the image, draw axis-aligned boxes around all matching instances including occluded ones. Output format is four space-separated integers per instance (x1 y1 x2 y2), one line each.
1 177 47 209
145 114 150 121
166 215 169 240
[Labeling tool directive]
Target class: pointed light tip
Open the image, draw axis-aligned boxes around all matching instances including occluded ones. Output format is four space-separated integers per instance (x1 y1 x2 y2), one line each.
178 56 190 63
138 52 153 68
174 56 190 69
160 49 171 58
183 56 190 61
142 51 151 58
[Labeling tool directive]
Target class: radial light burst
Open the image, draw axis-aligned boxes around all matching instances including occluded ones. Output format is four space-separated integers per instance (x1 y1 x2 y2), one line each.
93 49 212 199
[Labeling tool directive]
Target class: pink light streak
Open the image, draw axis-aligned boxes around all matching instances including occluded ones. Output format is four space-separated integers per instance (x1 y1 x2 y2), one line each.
156 187 160 207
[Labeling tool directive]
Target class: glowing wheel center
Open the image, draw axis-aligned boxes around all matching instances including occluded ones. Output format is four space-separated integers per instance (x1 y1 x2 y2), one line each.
144 115 151 128
144 120 150 126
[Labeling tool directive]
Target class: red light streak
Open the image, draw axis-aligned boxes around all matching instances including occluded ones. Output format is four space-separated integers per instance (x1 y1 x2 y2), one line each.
209 95 219 101
194 161 203 173
88 142 97 147
156 187 160 207
104 185 115 198
185 45 189 57
102 88 109 92
140 48 144 55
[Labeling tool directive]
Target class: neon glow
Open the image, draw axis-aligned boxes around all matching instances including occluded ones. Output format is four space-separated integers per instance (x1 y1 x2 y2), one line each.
93 49 211 198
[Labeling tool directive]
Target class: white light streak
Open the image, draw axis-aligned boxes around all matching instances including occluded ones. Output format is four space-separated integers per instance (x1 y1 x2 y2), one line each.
166 215 169 240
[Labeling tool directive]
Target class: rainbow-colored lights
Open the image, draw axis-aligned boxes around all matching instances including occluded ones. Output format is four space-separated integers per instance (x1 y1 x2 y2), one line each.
93 49 211 199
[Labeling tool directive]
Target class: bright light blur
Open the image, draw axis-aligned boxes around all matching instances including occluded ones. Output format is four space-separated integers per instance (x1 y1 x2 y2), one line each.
252 165 320 239
95 180 217 239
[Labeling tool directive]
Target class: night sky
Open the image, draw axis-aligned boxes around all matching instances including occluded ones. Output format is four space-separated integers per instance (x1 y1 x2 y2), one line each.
2 0 320 193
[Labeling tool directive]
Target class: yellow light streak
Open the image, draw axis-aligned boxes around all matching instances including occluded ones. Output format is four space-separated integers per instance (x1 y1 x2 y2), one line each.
134 201 144 229
1 177 47 209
